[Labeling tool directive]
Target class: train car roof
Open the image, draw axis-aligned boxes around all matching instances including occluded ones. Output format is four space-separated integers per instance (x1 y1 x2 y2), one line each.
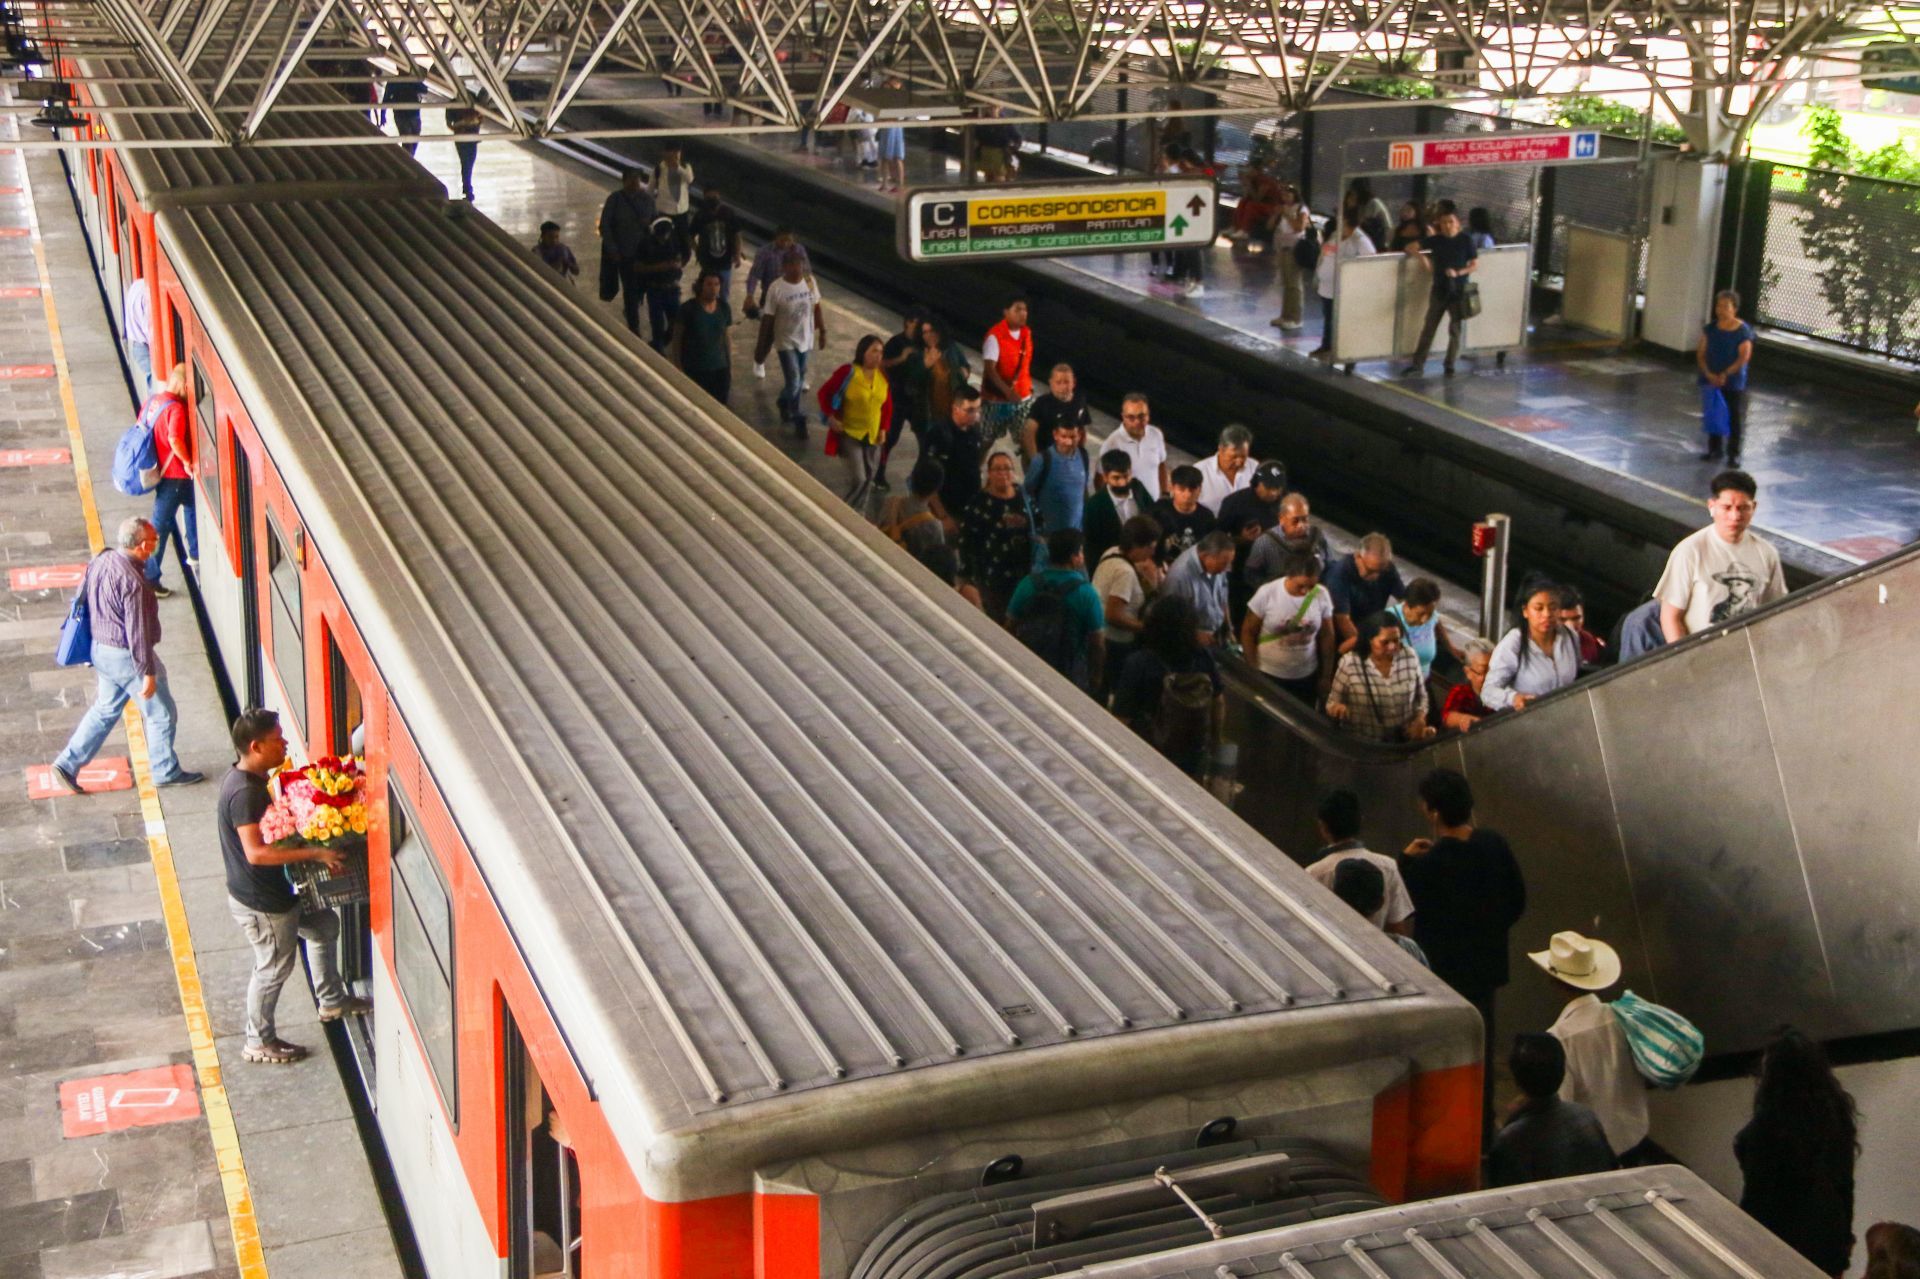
1068 1166 1822 1278
157 191 1458 1173
78 57 441 207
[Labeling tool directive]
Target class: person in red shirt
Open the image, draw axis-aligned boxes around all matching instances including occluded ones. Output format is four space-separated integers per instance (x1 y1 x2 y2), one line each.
146 362 197 598
1440 636 1496 733
1558 585 1608 671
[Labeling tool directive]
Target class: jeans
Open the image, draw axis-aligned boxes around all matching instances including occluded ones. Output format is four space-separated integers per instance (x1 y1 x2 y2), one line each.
454 140 478 198
148 476 197 581
127 338 151 395
1411 288 1466 370
645 286 680 351
777 348 810 426
228 896 347 1048
56 643 183 782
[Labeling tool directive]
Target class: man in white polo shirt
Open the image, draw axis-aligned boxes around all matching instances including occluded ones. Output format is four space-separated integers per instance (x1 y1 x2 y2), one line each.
1194 422 1257 513
1099 392 1170 500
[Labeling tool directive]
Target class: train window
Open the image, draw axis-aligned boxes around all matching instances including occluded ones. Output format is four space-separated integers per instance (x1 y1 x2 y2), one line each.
173 310 189 381
505 1010 581 1279
327 632 365 757
391 794 456 1122
264 513 305 734
192 363 220 532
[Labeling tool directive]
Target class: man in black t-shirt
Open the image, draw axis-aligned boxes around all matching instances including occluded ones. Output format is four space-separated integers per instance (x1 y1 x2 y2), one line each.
925 386 989 534
875 307 927 490
1151 464 1217 564
1215 460 1288 627
1021 363 1092 461
688 189 742 294
220 708 368 1065
1402 203 1479 377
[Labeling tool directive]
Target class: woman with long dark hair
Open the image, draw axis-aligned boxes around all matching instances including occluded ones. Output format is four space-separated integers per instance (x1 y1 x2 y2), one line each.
1112 593 1222 776
817 333 893 505
1482 582 1579 712
1325 612 1434 742
1736 1028 1859 1277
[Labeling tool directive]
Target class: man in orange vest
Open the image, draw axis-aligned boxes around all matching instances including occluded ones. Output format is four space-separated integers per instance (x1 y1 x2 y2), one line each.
980 296 1034 442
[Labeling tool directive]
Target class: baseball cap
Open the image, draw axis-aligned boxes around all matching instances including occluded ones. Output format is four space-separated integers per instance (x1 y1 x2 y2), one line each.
1254 461 1287 490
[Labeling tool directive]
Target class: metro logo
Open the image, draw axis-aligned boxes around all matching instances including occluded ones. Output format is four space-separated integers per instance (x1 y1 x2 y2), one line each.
1389 142 1416 170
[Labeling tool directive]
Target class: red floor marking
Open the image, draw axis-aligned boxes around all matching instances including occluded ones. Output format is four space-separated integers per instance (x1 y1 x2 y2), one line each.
0 286 39 298
0 447 71 466
0 186 20 195
60 1065 200 1138
0 227 27 238
1826 535 1906 562
1493 414 1568 433
0 365 56 380
25 759 132 799
10 563 87 591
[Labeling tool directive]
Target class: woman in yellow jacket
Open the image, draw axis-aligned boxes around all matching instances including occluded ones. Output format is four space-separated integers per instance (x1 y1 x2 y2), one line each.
818 334 894 506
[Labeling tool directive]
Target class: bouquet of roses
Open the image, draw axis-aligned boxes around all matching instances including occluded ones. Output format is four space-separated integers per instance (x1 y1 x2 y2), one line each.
260 755 370 849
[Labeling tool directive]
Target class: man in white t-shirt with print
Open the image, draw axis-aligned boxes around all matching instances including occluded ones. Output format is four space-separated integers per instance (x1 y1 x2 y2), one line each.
1240 547 1335 706
765 255 824 439
1654 469 1786 643
1100 393 1170 500
1302 789 1415 935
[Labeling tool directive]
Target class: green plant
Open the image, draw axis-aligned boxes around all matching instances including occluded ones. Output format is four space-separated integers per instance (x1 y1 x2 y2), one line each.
1553 94 1686 145
1793 104 1920 355
1341 75 1437 100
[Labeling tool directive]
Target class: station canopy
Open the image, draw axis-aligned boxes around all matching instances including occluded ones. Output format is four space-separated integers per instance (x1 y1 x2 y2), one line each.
3 0 1914 150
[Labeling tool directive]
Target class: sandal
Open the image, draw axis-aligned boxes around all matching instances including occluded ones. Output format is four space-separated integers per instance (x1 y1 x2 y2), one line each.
242 1038 309 1065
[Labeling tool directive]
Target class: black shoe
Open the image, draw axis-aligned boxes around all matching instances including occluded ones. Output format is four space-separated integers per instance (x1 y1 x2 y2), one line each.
1443 365 1456 378
871 474 891 492
1399 364 1424 378
156 770 206 787
1726 454 1741 468
151 583 173 599
50 763 81 794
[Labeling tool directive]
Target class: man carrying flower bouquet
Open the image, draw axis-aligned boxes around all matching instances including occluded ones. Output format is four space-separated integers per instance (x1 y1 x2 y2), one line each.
221 709 370 1065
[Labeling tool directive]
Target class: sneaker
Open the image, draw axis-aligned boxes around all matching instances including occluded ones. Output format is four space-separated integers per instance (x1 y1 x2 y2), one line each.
1443 365 1456 378
318 995 374 1023
50 763 81 794
151 583 173 599
792 421 809 441
754 362 766 379
1399 364 1425 378
156 770 206 788
871 474 891 492
1280 321 1304 331
184 557 199 572
242 1038 309 1065
800 375 810 391
1269 317 1288 328
1185 283 1207 297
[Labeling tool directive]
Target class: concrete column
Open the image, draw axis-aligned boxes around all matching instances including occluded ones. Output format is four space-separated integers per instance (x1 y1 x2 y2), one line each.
1640 151 1728 353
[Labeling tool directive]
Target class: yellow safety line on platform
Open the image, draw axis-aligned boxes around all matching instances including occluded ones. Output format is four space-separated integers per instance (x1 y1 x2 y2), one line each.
18 148 272 1279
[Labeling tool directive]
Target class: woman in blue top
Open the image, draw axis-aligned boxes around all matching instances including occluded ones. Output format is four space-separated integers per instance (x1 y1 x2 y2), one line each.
1698 288 1755 467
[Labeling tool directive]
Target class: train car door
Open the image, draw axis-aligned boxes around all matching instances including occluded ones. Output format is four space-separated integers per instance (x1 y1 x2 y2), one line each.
231 446 264 709
504 1010 581 1279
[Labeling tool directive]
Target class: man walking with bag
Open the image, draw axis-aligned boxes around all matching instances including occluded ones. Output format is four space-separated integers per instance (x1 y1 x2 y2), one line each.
1401 203 1478 379
50 516 202 793
598 168 657 335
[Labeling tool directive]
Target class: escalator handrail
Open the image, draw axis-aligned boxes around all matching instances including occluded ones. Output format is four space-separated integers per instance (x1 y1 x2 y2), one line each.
1221 536 1920 759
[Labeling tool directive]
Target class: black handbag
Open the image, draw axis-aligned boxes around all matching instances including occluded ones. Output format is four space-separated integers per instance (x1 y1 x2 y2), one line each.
1458 279 1482 319
598 248 621 303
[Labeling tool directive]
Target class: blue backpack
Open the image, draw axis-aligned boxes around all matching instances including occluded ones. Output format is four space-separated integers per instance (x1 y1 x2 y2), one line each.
111 396 168 497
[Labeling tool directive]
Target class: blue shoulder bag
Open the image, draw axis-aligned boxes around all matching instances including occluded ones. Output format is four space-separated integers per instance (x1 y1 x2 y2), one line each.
54 557 95 667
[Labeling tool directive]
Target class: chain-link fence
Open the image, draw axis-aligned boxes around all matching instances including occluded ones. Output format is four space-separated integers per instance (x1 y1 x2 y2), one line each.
1752 161 1920 360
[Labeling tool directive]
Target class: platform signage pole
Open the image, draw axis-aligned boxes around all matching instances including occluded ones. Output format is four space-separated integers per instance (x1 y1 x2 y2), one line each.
898 177 1219 263
1473 514 1511 640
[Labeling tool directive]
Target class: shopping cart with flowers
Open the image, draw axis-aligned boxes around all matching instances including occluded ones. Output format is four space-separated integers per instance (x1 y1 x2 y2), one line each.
260 755 372 907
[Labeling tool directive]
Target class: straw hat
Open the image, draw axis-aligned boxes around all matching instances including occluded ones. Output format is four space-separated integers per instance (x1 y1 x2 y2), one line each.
1528 931 1622 992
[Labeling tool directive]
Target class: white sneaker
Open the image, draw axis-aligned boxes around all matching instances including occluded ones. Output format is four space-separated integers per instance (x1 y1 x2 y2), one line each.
1281 321 1304 331
1185 283 1207 297
754 363 766 379
801 375 810 390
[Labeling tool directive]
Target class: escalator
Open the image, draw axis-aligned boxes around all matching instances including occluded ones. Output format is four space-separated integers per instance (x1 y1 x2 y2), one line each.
1220 542 1920 1058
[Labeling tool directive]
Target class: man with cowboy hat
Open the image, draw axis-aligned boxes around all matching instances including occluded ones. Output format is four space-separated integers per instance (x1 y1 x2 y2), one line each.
1532 930 1651 1161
